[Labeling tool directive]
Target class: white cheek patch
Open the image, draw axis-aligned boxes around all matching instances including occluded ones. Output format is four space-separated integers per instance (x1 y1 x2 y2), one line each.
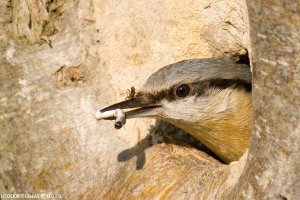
163 96 202 120
95 109 126 129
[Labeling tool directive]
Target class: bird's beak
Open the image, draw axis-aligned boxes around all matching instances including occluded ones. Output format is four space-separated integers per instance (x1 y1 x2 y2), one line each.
95 96 162 120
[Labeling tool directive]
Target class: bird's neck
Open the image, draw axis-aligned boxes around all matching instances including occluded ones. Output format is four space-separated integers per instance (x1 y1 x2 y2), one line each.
173 90 252 164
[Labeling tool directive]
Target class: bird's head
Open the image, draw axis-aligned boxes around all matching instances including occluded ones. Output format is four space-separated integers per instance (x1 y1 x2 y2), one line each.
97 57 252 163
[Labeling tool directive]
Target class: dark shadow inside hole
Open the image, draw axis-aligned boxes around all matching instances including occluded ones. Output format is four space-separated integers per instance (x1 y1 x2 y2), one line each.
234 49 250 66
117 120 222 170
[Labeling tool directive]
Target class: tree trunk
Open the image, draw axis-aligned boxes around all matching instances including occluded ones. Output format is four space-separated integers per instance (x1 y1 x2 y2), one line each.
228 1 300 199
0 0 298 199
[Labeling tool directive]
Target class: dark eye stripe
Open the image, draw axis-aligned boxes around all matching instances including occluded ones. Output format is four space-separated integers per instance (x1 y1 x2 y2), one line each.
144 78 251 103
207 79 251 92
195 79 251 97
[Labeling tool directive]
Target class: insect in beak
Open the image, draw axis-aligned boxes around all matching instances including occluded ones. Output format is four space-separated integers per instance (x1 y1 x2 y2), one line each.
95 90 161 129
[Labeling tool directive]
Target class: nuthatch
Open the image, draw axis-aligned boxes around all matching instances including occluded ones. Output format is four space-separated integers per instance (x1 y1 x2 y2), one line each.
96 57 252 163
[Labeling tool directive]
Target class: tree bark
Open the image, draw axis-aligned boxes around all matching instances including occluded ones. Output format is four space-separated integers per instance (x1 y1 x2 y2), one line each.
0 0 299 199
228 1 300 199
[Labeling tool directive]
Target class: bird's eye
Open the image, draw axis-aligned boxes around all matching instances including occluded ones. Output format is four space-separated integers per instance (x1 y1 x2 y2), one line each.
175 84 190 98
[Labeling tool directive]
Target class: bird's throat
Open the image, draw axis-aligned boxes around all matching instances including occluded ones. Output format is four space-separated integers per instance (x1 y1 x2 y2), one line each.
189 120 251 164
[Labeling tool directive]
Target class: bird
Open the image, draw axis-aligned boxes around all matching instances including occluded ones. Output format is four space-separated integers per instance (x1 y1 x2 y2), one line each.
96 57 252 164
